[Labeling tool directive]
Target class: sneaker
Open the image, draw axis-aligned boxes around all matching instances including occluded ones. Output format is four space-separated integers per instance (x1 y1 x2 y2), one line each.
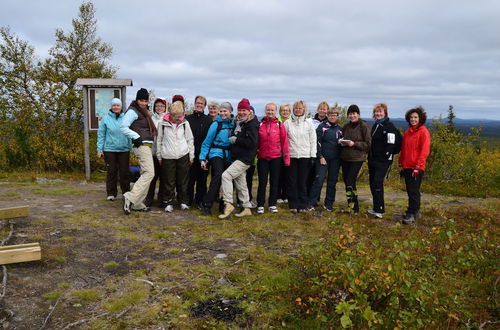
306 206 315 211
283 199 288 203
180 203 190 210
367 209 383 219
269 206 278 213
123 195 132 215
235 207 252 217
107 195 115 201
257 207 264 214
402 213 416 225
290 208 298 214
249 201 258 209
276 199 284 204
323 205 333 211
165 205 174 212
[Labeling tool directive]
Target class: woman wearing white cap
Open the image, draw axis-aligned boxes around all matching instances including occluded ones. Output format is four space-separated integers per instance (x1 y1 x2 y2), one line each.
97 98 131 201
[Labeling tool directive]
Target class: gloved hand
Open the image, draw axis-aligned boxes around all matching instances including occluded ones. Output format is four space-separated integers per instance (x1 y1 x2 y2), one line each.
412 169 420 178
132 137 143 148
229 136 237 144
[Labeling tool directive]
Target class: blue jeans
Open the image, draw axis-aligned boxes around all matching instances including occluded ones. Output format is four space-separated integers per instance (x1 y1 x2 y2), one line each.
308 158 341 208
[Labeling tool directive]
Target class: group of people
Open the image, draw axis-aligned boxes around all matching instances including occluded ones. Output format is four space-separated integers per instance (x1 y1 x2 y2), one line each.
97 88 431 224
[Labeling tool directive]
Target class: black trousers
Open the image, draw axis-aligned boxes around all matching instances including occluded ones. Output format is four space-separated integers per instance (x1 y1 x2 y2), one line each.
203 157 230 208
161 154 190 205
287 158 311 210
187 157 208 206
277 160 288 200
146 156 164 205
368 159 392 214
257 157 282 207
306 158 318 196
246 164 255 201
103 151 130 197
341 160 364 213
403 169 424 215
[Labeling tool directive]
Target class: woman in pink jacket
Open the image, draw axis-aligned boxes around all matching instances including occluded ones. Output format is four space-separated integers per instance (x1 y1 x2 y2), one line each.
256 103 290 214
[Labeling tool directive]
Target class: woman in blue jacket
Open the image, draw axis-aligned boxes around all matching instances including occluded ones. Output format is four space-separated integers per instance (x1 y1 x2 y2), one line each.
308 107 343 211
199 102 235 215
97 98 131 200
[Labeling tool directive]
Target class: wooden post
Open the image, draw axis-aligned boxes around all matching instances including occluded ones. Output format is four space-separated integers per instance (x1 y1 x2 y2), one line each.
0 206 29 220
0 243 41 265
83 86 91 180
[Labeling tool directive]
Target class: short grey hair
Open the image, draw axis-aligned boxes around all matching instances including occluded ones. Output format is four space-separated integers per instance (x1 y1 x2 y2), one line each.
208 101 220 109
220 102 233 112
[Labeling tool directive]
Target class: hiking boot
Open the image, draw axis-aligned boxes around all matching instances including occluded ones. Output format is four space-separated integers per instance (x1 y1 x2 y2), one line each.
165 205 174 212
107 195 115 201
235 207 252 217
269 206 278 213
180 203 190 210
201 204 212 215
257 207 264 214
367 209 383 219
218 202 235 220
123 195 132 215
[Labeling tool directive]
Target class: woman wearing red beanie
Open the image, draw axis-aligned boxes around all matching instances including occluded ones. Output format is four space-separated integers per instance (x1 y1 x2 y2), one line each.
399 106 431 224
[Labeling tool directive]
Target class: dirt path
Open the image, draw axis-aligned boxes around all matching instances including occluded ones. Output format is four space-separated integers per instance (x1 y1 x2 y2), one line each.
0 179 497 328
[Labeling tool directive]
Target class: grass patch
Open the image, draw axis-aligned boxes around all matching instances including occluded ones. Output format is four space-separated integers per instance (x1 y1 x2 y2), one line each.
42 290 61 301
33 187 86 196
104 289 149 312
103 261 119 268
71 289 101 302
0 191 21 200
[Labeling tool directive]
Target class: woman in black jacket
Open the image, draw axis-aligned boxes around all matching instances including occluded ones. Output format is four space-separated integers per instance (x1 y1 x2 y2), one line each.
367 103 402 218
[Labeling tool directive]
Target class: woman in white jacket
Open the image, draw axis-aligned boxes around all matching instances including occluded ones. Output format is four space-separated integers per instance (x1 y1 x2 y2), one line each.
156 101 195 212
145 97 168 207
284 100 317 213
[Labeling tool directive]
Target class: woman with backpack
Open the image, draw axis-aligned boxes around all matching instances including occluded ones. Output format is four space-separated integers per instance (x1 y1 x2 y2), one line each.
156 101 195 212
256 103 290 214
199 102 235 215
367 103 402 218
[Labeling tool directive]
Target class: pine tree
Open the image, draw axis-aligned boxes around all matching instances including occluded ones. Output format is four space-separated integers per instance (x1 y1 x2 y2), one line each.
447 104 456 131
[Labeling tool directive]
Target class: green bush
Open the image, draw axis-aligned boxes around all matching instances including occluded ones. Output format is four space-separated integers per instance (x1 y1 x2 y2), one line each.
272 218 497 328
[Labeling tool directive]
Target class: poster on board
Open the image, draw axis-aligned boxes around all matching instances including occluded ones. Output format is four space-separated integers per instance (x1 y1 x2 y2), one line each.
88 88 121 131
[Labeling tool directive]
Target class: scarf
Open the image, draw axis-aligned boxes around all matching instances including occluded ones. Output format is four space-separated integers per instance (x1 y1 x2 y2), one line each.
233 117 246 136
132 101 157 137
375 117 388 125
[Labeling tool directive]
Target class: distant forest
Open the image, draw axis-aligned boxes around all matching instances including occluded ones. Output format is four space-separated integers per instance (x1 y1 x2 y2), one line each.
365 118 500 138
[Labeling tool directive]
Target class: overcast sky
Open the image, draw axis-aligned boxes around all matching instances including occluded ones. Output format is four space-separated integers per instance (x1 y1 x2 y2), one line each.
2 0 500 119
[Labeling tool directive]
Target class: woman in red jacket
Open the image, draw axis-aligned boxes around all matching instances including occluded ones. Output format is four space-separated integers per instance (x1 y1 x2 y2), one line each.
256 103 290 214
399 106 431 224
